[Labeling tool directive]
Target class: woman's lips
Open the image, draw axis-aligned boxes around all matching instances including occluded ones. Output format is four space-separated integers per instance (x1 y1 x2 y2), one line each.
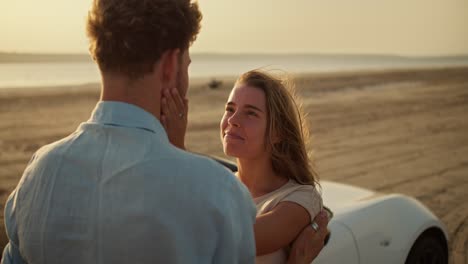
224 131 245 140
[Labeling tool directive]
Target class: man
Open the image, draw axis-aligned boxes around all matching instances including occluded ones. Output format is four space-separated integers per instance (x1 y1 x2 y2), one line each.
2 0 328 263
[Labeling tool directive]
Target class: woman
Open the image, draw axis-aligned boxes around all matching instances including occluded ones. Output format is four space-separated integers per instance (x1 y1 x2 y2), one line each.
162 70 323 263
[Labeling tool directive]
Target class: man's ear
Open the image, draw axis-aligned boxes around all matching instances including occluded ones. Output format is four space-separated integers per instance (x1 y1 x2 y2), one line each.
160 49 180 87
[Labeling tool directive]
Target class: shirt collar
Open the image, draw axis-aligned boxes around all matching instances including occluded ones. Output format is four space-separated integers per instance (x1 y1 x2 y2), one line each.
88 101 167 139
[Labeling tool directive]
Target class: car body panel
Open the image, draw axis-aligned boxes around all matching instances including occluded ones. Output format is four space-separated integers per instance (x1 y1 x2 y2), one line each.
312 221 360 264
331 194 448 264
319 181 448 264
320 181 375 210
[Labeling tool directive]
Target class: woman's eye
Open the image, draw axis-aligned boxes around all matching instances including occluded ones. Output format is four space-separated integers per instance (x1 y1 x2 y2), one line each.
247 111 258 117
225 107 234 112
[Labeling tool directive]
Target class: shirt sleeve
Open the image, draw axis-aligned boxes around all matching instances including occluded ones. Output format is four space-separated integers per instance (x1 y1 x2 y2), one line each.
2 189 28 264
282 185 322 221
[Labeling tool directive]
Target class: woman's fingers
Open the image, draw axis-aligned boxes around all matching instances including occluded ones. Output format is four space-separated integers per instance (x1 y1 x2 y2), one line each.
161 96 169 115
171 88 185 114
161 114 167 128
160 87 188 150
183 98 189 114
162 88 186 115
315 211 329 239
163 89 178 116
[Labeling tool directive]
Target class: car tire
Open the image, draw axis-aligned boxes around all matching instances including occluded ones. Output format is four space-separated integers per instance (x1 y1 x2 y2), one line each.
405 234 448 264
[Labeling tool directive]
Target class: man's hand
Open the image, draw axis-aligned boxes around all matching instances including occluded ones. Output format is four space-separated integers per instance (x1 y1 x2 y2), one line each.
287 210 329 264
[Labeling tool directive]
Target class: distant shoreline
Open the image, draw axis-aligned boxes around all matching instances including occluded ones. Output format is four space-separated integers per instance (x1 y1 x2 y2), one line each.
1 66 467 93
0 64 468 91
0 52 93 63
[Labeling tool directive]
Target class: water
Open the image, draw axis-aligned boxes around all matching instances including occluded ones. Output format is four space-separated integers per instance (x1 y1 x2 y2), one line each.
0 62 100 88
1 54 467 89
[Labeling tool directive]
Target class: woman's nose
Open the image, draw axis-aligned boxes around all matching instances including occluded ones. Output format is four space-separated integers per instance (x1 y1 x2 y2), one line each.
228 112 241 127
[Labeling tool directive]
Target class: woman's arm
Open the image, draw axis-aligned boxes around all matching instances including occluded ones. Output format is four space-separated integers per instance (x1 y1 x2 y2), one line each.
255 201 310 255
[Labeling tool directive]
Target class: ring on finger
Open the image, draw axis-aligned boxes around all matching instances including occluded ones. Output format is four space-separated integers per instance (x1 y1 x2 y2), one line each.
311 221 319 232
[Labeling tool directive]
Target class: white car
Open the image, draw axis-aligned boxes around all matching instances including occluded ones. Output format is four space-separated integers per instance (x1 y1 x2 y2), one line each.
212 157 449 264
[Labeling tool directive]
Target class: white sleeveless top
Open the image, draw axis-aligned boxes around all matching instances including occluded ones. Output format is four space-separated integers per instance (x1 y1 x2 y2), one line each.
254 179 322 264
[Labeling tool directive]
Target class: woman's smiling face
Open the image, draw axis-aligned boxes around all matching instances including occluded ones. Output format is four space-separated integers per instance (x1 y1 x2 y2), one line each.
220 84 269 159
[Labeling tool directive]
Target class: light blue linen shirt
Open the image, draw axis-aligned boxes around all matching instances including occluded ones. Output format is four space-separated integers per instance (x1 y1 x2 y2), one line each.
2 101 256 264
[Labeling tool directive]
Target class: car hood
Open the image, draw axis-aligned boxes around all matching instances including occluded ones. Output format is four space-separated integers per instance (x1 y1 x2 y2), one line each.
321 181 377 211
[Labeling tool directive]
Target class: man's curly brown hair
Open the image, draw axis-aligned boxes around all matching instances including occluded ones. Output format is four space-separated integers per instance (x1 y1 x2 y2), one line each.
86 0 202 78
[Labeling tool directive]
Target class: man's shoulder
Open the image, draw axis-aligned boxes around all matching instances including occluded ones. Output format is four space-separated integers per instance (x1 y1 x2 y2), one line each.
145 149 236 183
29 131 81 161
163 151 256 214
144 149 249 195
174 151 232 174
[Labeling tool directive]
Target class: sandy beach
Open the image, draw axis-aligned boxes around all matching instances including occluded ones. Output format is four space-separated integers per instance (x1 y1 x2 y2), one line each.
1 67 467 263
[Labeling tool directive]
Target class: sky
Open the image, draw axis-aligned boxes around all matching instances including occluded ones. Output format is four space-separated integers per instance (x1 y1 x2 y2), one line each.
0 0 467 56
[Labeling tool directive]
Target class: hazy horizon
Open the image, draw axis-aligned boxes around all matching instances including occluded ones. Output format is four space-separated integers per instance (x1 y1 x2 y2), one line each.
2 51 467 89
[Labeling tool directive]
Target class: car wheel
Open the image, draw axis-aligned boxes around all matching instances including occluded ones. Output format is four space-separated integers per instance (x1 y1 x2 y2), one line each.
405 234 447 264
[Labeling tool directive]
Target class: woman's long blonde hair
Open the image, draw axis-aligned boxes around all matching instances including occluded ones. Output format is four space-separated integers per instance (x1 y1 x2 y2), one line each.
236 70 319 186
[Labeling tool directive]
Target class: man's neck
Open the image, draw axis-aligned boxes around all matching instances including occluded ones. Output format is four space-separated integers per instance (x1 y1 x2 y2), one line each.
100 72 162 120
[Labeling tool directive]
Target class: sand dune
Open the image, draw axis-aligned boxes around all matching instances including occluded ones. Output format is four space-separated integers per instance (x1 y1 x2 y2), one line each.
0 67 467 263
